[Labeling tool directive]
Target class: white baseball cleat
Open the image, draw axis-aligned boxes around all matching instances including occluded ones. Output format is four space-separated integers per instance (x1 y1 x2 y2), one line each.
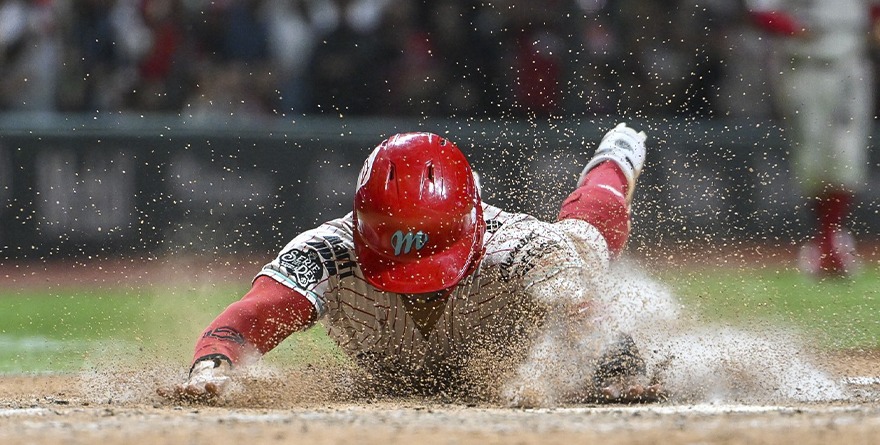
798 230 860 279
578 123 648 204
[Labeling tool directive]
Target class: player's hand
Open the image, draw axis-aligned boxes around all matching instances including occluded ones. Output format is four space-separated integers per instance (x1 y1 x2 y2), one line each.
157 357 231 402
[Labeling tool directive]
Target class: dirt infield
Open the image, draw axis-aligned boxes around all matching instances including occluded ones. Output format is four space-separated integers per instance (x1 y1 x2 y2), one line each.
2 349 880 445
4 254 880 444
4 398 880 445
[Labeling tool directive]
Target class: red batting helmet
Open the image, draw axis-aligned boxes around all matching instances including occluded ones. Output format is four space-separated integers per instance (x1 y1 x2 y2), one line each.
353 132 485 294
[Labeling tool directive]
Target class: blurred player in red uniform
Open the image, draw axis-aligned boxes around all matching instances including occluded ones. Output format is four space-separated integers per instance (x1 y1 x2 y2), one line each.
162 124 661 407
746 0 880 277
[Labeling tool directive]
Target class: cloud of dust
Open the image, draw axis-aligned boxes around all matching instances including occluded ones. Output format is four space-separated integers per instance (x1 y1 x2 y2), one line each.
78 358 188 405
75 258 846 408
77 349 359 409
595 259 847 403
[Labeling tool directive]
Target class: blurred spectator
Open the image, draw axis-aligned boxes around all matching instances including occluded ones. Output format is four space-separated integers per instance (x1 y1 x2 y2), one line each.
373 0 441 115
183 0 273 119
425 0 497 116
0 0 796 121
564 0 622 115
614 0 728 117
305 0 389 115
130 0 188 111
0 0 60 111
374 0 500 116
261 0 317 114
504 1 568 117
57 0 128 111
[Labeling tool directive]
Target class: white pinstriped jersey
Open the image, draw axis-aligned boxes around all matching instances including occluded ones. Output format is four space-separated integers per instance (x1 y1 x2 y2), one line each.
257 202 610 378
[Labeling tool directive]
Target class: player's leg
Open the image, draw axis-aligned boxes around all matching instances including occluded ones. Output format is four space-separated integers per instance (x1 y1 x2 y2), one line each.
561 125 661 402
500 305 663 406
803 188 858 276
500 125 658 407
558 123 646 256
797 57 867 277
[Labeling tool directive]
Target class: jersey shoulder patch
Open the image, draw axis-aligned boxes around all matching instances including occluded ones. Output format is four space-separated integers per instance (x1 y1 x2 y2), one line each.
260 215 356 293
278 247 325 288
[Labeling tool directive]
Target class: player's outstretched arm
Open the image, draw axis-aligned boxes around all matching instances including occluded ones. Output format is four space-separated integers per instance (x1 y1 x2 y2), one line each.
158 276 317 402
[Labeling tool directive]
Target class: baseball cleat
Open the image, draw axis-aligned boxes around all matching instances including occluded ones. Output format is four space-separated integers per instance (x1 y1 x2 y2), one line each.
798 230 860 279
590 333 665 403
578 123 648 204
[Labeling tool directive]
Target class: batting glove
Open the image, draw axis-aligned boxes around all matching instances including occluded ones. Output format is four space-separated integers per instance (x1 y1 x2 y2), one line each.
158 355 231 402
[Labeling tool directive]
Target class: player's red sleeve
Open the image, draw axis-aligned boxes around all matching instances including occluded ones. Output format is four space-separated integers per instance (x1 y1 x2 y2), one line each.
558 161 630 256
748 10 806 36
191 276 317 367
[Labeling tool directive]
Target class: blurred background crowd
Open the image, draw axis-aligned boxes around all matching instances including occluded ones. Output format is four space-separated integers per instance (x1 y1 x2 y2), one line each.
0 0 787 120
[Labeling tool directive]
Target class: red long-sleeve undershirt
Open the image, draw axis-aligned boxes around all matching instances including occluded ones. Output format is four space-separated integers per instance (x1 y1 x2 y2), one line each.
191 161 632 367
191 276 316 367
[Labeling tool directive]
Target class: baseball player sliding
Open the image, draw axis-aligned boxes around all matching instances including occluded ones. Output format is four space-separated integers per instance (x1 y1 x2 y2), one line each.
161 123 663 407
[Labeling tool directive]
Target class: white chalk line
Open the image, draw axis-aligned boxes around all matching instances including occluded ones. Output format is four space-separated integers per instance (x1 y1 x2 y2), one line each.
0 407 49 417
0 403 869 420
2 403 880 440
842 376 880 386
